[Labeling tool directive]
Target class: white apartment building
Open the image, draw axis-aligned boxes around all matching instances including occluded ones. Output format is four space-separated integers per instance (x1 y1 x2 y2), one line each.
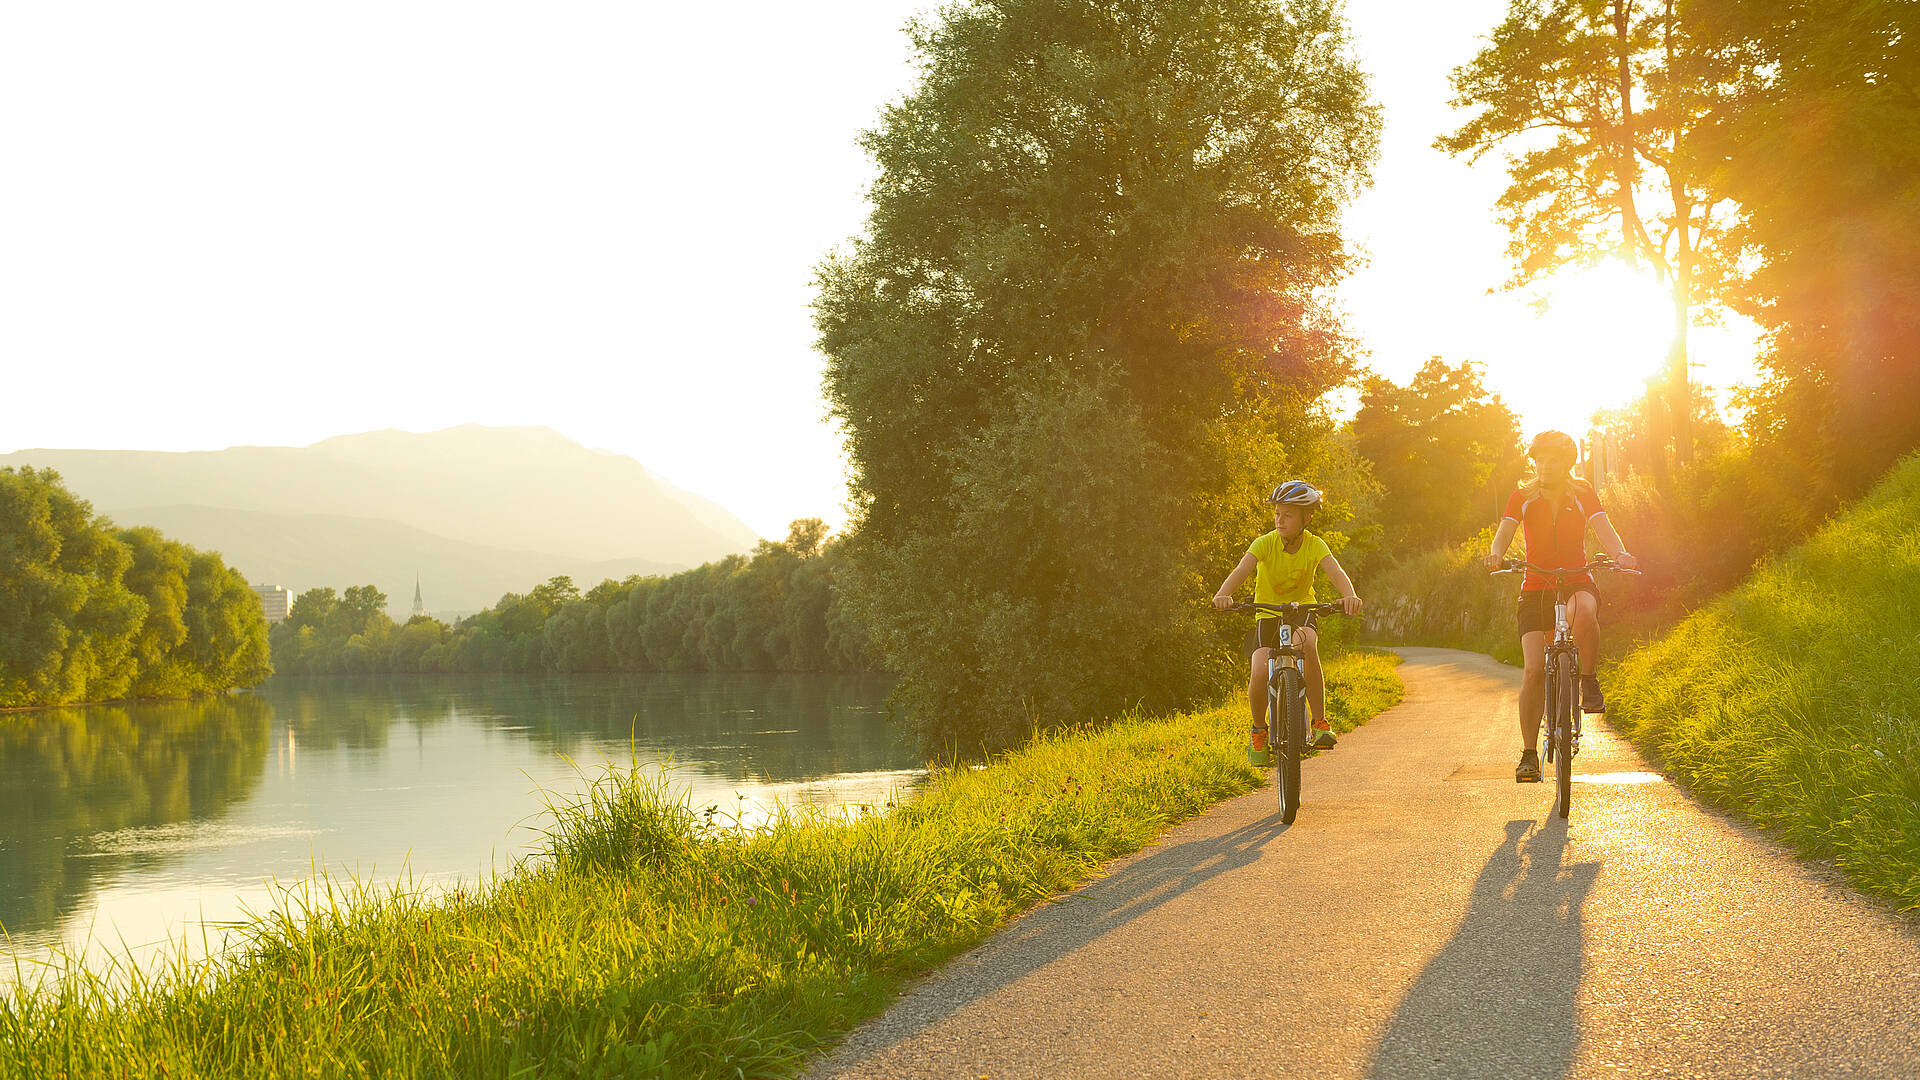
252 583 293 623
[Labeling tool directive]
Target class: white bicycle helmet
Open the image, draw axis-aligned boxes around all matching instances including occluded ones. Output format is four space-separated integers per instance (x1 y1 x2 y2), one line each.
1268 480 1322 508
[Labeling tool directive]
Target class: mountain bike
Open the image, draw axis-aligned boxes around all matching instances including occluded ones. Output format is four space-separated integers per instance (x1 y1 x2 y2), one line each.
1490 555 1640 819
1229 601 1349 824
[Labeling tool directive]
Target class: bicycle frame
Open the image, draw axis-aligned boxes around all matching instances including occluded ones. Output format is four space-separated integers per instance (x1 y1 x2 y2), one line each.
1230 601 1347 824
1256 611 1324 731
1268 620 1303 686
1492 556 1639 818
1543 580 1583 762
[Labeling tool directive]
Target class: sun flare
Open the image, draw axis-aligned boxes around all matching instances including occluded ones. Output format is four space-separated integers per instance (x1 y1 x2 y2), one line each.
1488 259 1678 439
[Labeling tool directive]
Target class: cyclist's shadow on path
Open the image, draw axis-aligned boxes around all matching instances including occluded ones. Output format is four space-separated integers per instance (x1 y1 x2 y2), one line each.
1366 818 1601 1080
811 812 1292 1072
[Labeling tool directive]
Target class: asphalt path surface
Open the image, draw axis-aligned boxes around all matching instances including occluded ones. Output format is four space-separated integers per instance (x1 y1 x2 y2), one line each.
809 647 1920 1079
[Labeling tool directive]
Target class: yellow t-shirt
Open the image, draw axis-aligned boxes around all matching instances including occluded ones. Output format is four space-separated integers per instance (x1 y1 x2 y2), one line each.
1248 529 1331 614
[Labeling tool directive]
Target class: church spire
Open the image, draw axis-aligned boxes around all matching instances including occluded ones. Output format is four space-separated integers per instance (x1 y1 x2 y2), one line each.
411 576 426 618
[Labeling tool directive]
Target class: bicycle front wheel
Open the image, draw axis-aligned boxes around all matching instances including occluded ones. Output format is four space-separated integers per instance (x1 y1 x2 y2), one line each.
1276 668 1304 823
1553 660 1575 819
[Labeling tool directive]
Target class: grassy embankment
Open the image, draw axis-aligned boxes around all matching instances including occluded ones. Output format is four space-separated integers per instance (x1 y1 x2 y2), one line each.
1 654 1403 1079
1602 451 1920 911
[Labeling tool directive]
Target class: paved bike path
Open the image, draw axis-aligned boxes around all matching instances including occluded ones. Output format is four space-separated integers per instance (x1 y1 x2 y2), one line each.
808 647 1920 1079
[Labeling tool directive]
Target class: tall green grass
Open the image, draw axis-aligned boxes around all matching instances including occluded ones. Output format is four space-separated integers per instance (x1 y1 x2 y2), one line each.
1604 451 1920 911
0 654 1402 1079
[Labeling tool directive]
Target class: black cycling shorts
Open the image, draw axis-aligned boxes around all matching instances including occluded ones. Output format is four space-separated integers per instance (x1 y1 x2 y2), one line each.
1243 612 1318 661
1517 585 1598 639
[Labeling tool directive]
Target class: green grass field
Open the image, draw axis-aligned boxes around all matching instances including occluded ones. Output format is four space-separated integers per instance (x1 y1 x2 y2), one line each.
1 653 1403 1079
1604 452 1920 911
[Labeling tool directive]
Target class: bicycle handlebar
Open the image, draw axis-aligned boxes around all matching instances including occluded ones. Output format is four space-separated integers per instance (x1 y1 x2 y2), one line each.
1227 601 1352 615
1489 556 1642 578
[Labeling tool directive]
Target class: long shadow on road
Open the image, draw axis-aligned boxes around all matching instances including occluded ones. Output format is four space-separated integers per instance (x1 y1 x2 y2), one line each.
811 812 1292 1074
1367 818 1600 1080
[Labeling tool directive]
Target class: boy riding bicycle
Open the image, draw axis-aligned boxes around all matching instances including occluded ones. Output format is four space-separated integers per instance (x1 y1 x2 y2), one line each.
1482 431 1640 783
1212 481 1364 760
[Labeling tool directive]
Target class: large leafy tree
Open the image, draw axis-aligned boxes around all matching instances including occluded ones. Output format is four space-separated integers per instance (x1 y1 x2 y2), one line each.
1352 358 1522 558
1439 0 1741 465
0 468 268 706
816 0 1379 749
0 468 144 706
1697 0 1920 513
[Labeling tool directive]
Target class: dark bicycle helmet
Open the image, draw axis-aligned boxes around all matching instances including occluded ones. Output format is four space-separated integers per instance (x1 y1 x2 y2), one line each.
1528 430 1579 460
1268 480 1323 508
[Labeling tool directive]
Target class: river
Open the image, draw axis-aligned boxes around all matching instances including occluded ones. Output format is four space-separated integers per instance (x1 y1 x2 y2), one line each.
0 673 917 980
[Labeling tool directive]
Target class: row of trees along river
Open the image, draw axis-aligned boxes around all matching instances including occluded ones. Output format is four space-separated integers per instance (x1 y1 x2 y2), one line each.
6 1 1915 754
267 519 870 677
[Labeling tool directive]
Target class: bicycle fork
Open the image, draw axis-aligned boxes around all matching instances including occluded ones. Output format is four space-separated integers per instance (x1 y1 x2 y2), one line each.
1545 650 1583 762
1257 657 1304 747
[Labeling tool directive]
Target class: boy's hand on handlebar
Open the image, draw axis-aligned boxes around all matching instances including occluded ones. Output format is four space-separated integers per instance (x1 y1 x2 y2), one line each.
1338 595 1363 616
1482 553 1503 572
1616 552 1641 571
1211 593 1234 611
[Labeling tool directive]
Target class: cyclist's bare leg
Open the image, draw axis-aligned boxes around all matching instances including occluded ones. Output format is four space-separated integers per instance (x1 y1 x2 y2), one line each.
1297 625 1325 725
1247 647 1273 730
1519 630 1548 751
1570 590 1600 676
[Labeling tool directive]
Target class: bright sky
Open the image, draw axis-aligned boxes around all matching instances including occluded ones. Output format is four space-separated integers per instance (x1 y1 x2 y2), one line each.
0 1 1757 539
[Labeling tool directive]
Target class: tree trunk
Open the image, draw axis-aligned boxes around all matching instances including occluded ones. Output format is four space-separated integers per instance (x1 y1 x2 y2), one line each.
1610 0 1659 262
1669 278 1692 465
1663 0 1693 465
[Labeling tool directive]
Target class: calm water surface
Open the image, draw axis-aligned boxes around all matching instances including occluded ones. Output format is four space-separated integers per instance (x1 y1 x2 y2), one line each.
0 673 916 978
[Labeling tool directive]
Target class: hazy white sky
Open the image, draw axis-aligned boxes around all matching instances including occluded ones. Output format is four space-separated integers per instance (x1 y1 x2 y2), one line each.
0 1 1755 538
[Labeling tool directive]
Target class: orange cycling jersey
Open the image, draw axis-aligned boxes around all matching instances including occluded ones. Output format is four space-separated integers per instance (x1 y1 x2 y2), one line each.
1502 483 1605 591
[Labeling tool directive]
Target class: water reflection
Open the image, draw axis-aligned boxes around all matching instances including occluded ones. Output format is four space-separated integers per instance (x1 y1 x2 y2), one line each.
0 674 911 973
265 673 911 781
0 697 271 938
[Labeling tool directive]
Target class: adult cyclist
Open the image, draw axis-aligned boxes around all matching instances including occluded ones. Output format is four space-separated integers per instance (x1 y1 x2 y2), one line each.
1482 431 1640 783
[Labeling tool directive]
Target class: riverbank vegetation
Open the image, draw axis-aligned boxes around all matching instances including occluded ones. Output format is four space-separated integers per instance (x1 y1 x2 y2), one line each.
268 519 868 677
0 652 1401 1078
0 467 271 708
1603 452 1920 911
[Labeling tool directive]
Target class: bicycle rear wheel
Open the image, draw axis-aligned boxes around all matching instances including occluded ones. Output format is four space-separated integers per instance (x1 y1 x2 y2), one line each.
1276 668 1304 823
1553 660 1575 819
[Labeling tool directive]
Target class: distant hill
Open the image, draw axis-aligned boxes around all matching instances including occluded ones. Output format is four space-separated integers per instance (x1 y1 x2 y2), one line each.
0 426 763 616
110 506 680 617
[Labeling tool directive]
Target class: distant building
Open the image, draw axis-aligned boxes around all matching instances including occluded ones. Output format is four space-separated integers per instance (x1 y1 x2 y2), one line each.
252 584 293 623
1584 429 1625 490
410 577 428 620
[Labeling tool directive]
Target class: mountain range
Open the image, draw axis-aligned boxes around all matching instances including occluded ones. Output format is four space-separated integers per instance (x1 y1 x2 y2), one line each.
0 426 763 617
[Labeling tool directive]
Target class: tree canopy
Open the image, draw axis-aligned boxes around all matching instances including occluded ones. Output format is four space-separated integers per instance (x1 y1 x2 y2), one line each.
1438 0 1744 464
1700 0 1920 515
817 0 1380 750
0 467 271 707
1352 359 1522 558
